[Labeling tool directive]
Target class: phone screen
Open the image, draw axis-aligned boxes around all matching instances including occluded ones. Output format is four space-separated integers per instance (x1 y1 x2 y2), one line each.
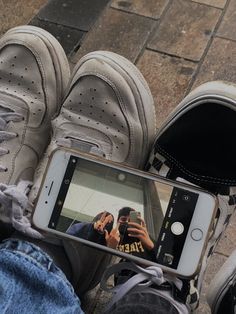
48 155 199 269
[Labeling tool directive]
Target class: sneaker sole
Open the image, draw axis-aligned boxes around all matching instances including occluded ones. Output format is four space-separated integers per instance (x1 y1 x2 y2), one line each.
5 25 70 118
72 51 157 167
207 250 236 313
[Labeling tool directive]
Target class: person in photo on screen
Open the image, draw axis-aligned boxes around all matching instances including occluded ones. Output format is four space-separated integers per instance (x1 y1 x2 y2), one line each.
106 207 155 260
104 207 156 285
66 211 114 246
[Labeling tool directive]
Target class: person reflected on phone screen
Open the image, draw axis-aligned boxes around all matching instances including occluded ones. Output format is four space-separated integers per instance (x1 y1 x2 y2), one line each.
105 207 156 262
66 211 114 246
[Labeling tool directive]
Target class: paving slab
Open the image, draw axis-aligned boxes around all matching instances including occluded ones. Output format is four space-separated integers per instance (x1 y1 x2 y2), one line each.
137 49 197 128
0 0 47 36
37 0 109 32
217 0 236 41
192 0 227 9
215 211 236 256
71 8 155 64
82 257 117 313
196 253 227 314
30 18 85 56
147 0 221 61
193 37 236 88
83 288 114 314
111 0 169 19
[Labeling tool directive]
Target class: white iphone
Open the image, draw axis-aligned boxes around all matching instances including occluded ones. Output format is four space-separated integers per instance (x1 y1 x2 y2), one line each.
33 148 217 278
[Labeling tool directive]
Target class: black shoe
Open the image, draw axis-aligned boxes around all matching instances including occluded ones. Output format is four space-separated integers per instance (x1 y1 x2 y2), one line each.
147 81 236 310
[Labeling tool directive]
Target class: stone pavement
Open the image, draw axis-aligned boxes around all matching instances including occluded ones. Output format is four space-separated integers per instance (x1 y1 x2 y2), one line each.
1 0 236 312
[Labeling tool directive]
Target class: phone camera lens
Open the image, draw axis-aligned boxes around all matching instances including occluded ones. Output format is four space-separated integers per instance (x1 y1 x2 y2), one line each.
72 159 76 163
64 179 70 185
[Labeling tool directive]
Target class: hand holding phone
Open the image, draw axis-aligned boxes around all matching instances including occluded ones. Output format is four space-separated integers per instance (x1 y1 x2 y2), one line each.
128 217 154 251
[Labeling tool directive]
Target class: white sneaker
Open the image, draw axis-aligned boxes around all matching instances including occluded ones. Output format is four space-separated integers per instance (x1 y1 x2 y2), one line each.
0 25 70 184
0 25 70 237
55 50 156 166
30 50 157 201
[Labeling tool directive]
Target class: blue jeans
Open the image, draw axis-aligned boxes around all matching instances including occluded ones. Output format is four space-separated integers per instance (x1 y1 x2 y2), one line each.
0 239 84 314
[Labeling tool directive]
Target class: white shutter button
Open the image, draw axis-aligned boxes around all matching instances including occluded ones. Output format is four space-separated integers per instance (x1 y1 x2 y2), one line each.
171 222 184 235
191 228 203 241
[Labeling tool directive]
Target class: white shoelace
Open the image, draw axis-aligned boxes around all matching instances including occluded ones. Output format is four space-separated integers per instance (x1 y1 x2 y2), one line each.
0 103 24 171
0 180 43 238
0 102 43 238
100 261 188 313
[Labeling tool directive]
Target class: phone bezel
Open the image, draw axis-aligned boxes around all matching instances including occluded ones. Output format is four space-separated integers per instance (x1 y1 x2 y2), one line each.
32 148 218 278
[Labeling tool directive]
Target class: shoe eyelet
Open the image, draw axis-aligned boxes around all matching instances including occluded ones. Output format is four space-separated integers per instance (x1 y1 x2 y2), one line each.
4 168 8 172
15 133 19 137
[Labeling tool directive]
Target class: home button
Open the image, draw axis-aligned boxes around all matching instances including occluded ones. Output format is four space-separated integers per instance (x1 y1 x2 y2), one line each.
191 228 203 241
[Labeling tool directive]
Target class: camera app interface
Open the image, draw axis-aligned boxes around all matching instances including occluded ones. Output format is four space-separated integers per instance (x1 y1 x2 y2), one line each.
49 156 198 269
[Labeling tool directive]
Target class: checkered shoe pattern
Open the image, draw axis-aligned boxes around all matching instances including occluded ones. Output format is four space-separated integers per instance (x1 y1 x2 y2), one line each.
145 81 236 310
147 133 236 311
